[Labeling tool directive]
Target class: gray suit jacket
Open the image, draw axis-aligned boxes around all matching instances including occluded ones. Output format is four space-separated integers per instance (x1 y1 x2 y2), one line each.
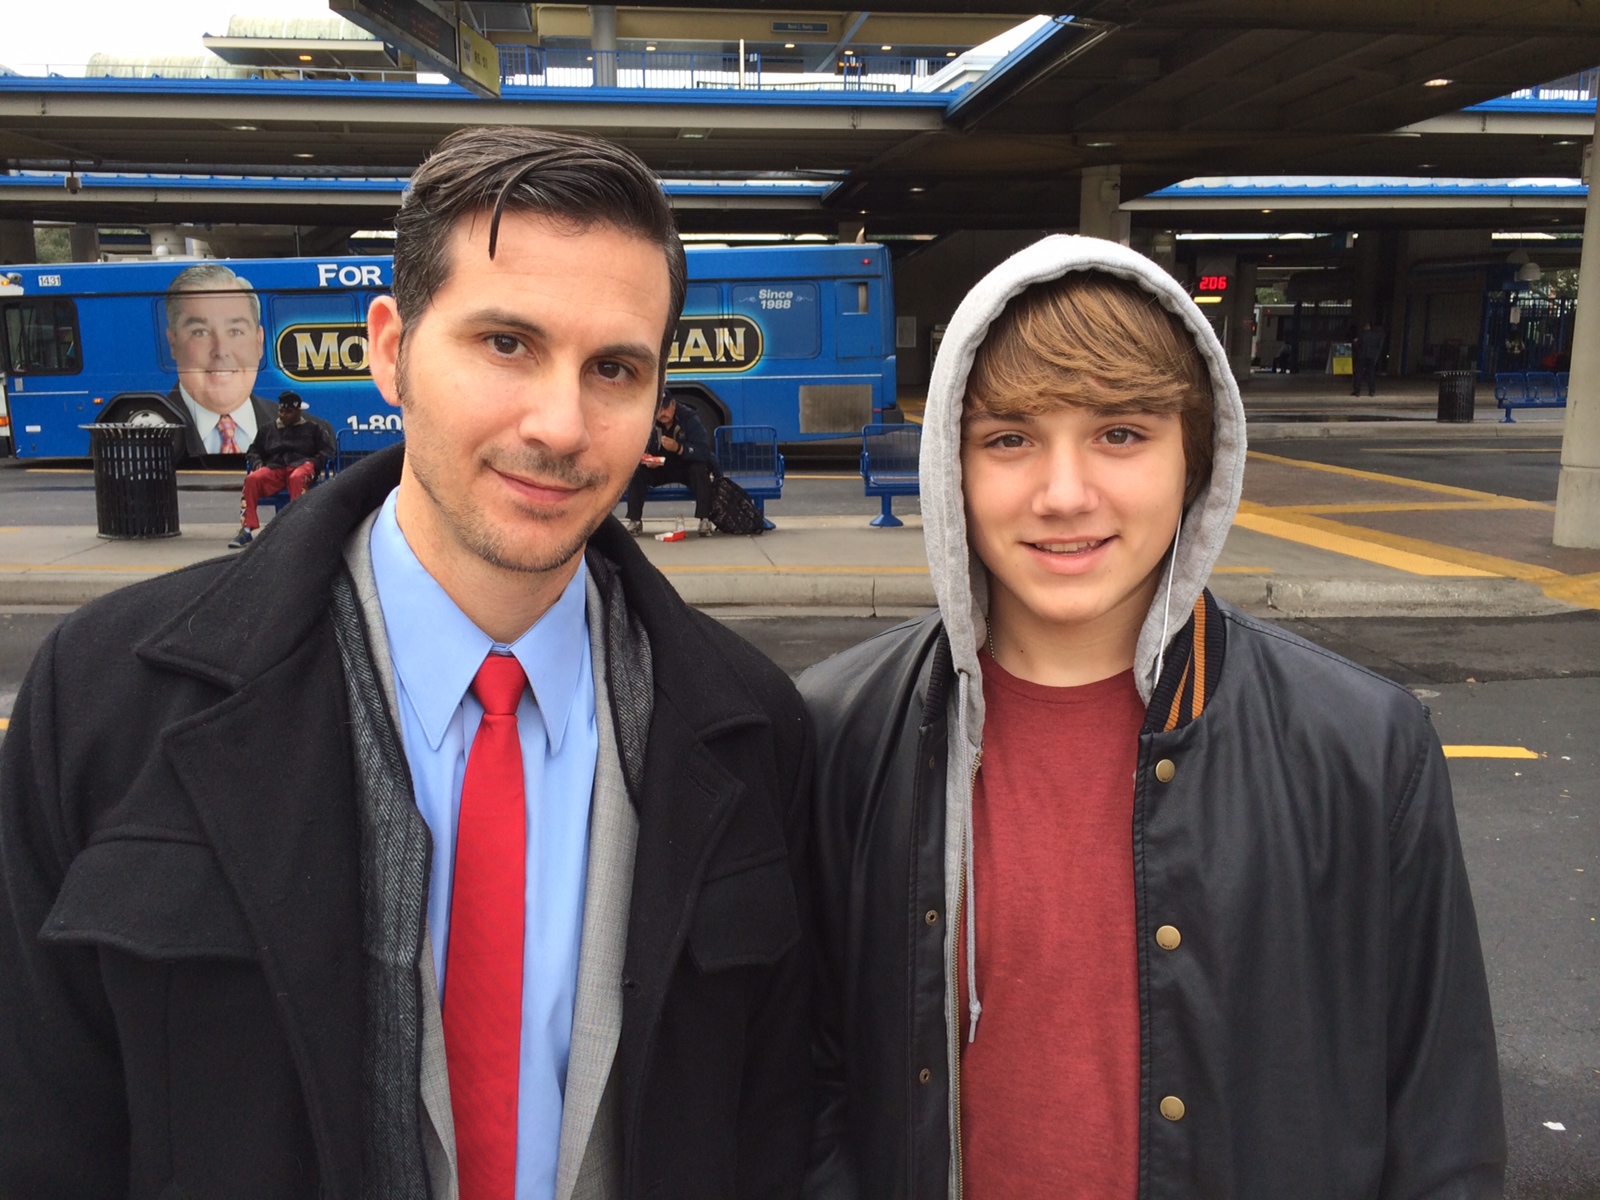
344 513 637 1200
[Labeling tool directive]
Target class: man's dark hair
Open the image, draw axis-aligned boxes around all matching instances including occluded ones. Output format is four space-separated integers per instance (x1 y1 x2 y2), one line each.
393 127 687 367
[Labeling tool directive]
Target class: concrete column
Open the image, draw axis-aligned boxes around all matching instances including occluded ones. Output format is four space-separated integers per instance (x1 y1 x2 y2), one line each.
0 220 35 263
1553 107 1600 548
590 5 617 87
1229 260 1258 384
68 224 100 262
148 225 185 257
1079 165 1130 245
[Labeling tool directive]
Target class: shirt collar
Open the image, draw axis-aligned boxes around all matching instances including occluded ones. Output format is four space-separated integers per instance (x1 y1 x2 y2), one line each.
367 489 590 755
177 383 258 441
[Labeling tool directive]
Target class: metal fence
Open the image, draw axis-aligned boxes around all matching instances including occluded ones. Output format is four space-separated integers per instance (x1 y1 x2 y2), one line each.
497 45 946 92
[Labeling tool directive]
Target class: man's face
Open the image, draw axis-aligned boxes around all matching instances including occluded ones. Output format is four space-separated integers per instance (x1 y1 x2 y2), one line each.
656 399 676 427
165 291 263 415
961 402 1188 635
368 212 669 575
278 401 303 425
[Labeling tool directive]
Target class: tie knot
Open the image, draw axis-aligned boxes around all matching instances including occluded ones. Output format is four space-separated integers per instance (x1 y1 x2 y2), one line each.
472 654 527 716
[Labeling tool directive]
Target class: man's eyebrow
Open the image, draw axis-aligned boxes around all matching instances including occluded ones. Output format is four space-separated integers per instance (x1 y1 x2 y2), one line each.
461 308 658 367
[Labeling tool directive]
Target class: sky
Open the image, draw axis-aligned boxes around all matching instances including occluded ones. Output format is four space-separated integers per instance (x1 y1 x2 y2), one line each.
1 1 338 74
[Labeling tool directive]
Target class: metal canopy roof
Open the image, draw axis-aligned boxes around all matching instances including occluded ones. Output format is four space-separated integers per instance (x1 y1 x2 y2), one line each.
0 1 1597 232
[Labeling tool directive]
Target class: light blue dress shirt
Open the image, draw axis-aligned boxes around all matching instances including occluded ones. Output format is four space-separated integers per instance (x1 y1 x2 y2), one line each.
368 489 598 1200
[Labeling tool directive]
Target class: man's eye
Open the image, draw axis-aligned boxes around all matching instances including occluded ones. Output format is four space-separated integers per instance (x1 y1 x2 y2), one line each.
595 360 628 381
488 334 521 356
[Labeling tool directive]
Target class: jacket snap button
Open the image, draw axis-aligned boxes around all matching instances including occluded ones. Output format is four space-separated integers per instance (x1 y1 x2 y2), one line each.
928 756 937 770
925 909 939 926
918 1068 932 1084
1160 1095 1186 1121
1155 925 1181 950
1154 758 1176 784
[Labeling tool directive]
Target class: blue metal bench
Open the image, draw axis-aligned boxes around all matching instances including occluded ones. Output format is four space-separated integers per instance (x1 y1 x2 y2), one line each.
860 423 920 528
332 425 405 473
1494 371 1567 422
646 424 784 531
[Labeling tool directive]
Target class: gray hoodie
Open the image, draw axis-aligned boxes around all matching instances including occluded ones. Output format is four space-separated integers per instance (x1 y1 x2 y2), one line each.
917 235 1247 1180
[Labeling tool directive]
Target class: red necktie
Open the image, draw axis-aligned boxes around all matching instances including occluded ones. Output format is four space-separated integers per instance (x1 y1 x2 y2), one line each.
445 653 528 1200
215 413 240 454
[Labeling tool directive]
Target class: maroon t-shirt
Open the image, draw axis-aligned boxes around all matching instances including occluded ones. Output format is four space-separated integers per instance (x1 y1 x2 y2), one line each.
958 657 1145 1198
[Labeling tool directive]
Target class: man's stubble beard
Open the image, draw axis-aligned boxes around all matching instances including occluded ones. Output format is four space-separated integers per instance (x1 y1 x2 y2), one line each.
396 354 625 575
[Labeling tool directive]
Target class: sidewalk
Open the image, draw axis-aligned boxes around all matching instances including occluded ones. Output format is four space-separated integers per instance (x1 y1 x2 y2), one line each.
4 443 1596 617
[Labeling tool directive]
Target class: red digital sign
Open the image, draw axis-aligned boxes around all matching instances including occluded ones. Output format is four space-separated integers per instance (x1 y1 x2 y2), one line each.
1197 274 1229 292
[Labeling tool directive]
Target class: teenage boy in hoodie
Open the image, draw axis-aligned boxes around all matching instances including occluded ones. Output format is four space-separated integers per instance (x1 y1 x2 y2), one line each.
800 238 1504 1199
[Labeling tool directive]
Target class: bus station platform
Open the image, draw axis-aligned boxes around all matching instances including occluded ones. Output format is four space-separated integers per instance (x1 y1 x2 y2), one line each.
2 429 1596 620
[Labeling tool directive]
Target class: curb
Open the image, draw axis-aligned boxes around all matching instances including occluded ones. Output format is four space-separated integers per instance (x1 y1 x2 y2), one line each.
1209 574 1579 619
1245 420 1563 441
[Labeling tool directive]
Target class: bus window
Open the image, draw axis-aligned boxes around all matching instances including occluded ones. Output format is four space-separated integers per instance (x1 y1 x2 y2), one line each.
683 283 721 315
731 283 819 358
2 298 83 375
835 281 880 359
272 292 361 327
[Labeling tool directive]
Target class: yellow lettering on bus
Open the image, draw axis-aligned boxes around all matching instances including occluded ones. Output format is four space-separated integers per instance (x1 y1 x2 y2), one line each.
295 331 341 372
339 335 369 371
681 327 714 363
715 326 746 362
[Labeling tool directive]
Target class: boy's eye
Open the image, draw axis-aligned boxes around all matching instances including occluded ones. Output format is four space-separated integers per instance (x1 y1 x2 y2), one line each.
1103 427 1139 446
987 432 1027 450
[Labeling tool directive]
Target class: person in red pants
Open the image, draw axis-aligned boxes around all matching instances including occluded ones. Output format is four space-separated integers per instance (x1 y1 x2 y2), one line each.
229 391 336 547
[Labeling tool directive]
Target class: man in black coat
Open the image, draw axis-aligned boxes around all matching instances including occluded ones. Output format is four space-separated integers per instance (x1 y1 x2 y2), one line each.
0 129 813 1199
623 393 718 537
228 389 338 547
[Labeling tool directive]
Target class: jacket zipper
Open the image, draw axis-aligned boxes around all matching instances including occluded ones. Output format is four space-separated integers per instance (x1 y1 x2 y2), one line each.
951 746 981 1200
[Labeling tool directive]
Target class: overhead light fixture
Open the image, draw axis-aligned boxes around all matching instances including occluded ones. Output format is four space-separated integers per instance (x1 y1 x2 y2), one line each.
859 208 868 214
231 124 258 131
881 44 892 50
844 49 854 55
946 50 957 57
1194 295 1223 304
298 54 313 62
784 42 795 48
909 185 926 193
1085 140 1115 148
645 43 656 51
1554 139 1576 146
1261 208 1272 213
1423 77 1451 87
293 152 314 158
678 129 708 139
1417 162 1436 168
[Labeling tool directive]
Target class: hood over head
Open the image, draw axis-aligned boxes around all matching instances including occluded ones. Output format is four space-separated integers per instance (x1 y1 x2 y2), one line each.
920 234 1246 712
918 234 1246 1062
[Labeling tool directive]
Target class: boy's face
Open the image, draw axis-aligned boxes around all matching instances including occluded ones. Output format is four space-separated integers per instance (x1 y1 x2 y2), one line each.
961 402 1187 637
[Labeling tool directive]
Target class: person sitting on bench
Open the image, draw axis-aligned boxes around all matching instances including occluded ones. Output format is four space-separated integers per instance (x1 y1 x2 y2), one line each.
624 393 717 537
228 391 336 548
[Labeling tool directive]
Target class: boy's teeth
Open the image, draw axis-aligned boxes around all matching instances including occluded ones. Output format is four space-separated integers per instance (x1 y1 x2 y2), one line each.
1036 538 1103 553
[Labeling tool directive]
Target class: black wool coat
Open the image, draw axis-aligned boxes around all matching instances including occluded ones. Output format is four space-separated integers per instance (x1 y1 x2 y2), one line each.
0 447 814 1199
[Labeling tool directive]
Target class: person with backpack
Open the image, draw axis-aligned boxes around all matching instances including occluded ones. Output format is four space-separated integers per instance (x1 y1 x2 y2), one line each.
800 236 1503 1198
623 392 717 536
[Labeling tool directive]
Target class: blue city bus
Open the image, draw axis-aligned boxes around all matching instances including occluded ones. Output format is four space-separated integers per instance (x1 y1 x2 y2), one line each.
0 243 896 459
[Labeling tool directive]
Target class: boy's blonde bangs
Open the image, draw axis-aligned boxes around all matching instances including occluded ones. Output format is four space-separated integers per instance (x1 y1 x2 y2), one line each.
963 271 1216 501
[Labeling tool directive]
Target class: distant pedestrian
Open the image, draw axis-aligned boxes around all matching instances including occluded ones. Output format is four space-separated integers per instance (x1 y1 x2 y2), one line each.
1353 322 1384 396
624 392 718 536
228 390 335 547
801 237 1503 1198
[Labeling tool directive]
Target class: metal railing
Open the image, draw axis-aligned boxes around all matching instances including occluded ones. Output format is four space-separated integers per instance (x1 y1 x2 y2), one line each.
497 45 948 92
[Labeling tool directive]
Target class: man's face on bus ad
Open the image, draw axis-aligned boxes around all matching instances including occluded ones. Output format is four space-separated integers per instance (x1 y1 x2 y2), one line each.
367 211 669 576
166 289 264 415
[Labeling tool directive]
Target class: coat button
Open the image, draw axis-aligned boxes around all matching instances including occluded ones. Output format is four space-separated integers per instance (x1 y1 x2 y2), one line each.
1155 925 1181 950
1154 758 1176 784
918 1068 932 1084
925 909 940 925
1159 1095 1186 1121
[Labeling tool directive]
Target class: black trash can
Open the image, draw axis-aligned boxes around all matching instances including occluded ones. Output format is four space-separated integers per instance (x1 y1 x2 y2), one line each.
1435 371 1476 423
83 423 182 538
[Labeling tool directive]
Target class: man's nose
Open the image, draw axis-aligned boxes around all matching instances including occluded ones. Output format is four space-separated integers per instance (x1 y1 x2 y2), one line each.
517 365 589 456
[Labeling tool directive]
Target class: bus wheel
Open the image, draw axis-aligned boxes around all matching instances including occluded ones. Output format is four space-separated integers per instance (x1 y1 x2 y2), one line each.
101 393 188 460
667 390 726 432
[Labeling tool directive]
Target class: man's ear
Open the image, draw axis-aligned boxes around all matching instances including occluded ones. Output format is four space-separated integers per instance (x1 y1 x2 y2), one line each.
367 296 405 410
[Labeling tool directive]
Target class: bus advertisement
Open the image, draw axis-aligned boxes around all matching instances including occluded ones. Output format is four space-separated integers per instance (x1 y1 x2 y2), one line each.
0 243 897 459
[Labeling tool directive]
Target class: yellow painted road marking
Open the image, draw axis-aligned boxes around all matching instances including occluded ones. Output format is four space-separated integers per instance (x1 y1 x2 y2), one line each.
1371 447 1561 454
1248 450 1554 510
1235 502 1567 583
1232 510 1497 577
1273 501 1538 515
0 718 8 731
1443 745 1539 759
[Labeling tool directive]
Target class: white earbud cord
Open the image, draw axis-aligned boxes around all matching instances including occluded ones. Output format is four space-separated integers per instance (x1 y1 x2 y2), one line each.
1153 508 1184 691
